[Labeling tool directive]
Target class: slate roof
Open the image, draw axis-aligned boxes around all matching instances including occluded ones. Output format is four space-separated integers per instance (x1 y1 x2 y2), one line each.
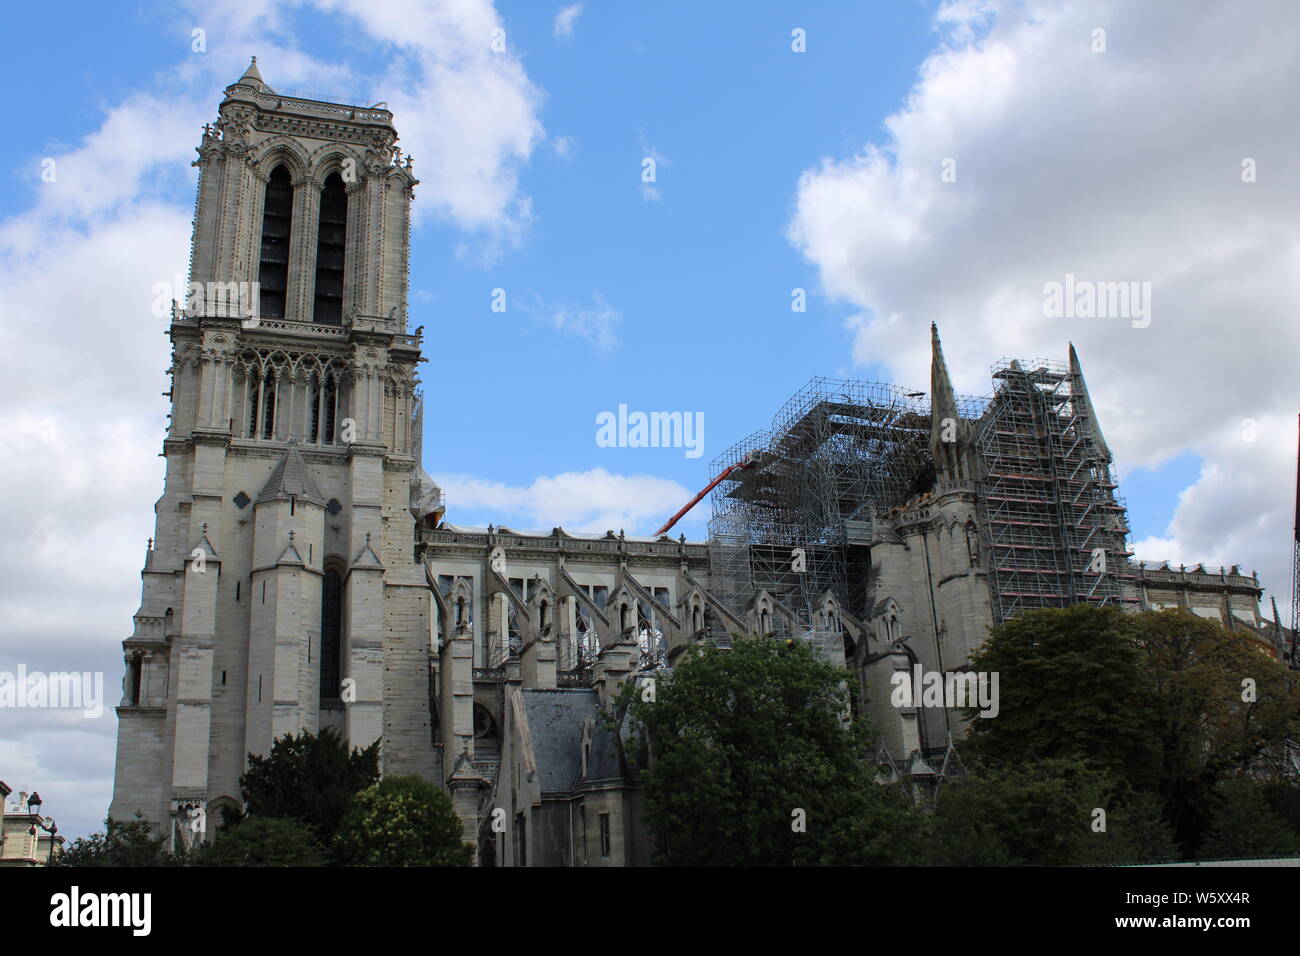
519 689 626 794
256 442 324 506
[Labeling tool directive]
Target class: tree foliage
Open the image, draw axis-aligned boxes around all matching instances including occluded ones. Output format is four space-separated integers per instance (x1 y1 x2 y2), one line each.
239 727 380 845
964 606 1160 783
966 607 1300 854
928 759 1179 866
630 637 923 866
332 775 474 867
52 814 183 868
1197 777 1300 861
193 816 328 867
1136 610 1300 846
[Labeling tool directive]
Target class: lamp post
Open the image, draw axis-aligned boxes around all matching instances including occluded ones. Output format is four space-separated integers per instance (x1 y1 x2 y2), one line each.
23 792 59 864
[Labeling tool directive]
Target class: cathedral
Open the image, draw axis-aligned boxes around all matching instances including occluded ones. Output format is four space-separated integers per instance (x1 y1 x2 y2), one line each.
109 62 1271 866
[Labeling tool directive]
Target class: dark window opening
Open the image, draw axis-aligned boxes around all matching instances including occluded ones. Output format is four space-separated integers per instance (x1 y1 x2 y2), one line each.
320 568 343 701
257 164 292 319
128 655 142 706
246 371 260 438
313 172 347 324
599 813 611 858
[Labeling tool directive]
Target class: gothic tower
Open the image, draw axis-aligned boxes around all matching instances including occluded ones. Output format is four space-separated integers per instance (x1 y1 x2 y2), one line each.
860 325 995 762
926 323 995 674
109 60 437 843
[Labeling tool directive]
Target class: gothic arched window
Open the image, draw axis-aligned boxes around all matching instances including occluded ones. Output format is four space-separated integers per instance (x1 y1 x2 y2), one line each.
261 368 277 440
319 567 343 702
245 369 261 438
309 370 338 444
257 164 292 319
314 172 347 324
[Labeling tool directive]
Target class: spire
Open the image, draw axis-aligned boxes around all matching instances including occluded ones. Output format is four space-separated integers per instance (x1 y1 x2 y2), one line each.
929 322 959 435
929 323 966 477
233 56 272 94
1068 343 1113 462
256 441 324 506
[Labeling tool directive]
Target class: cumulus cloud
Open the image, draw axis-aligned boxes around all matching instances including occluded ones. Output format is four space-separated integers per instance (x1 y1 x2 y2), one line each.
786 0 1300 605
433 468 692 535
553 3 582 39
181 0 546 255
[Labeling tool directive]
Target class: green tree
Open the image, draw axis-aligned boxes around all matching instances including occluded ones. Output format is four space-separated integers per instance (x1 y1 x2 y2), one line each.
193 817 328 867
332 775 474 867
629 636 922 866
928 759 1178 866
52 814 183 867
1261 778 1300 833
964 607 1300 854
1136 610 1300 848
239 727 380 845
964 606 1160 784
1198 777 1300 861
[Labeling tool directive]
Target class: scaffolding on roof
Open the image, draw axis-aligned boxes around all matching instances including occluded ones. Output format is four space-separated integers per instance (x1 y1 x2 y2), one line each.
974 358 1137 622
707 377 983 636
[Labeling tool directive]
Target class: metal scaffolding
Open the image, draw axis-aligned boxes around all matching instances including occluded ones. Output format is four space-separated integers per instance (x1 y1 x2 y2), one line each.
974 358 1137 622
707 378 974 631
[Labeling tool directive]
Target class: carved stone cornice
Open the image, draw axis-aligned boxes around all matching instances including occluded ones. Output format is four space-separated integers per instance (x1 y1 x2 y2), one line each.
191 429 231 448
346 442 388 461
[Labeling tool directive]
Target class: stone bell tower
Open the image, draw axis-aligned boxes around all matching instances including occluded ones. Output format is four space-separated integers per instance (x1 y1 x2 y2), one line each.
109 60 441 842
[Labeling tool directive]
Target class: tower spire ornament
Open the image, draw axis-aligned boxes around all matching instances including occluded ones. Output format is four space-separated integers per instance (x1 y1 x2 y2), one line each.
928 323 974 482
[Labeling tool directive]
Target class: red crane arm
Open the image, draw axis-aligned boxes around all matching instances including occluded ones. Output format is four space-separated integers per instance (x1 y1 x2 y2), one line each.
654 457 755 537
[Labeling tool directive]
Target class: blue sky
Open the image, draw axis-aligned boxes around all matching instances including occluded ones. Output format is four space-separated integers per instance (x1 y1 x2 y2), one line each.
1 0 1296 841
0 0 1216 543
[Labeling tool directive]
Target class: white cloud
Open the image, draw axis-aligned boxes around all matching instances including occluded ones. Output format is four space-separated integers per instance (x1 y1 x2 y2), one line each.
518 290 621 350
554 3 583 39
433 468 692 534
552 134 576 159
786 0 1300 606
179 0 546 255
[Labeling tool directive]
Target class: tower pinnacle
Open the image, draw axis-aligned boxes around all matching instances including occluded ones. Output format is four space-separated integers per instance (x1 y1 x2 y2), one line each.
1068 343 1113 462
